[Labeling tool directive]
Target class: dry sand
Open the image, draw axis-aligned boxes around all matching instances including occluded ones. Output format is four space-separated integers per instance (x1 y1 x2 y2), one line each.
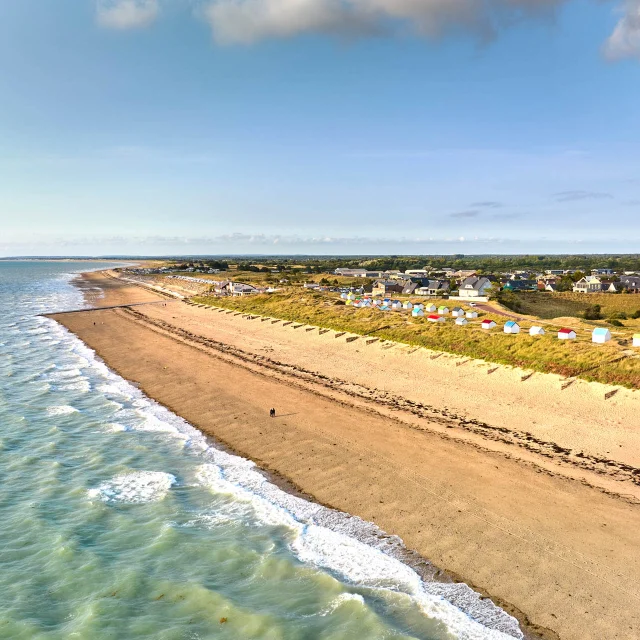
50 272 640 640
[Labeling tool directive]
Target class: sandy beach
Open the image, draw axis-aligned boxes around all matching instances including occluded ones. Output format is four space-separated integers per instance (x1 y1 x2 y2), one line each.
50 271 640 640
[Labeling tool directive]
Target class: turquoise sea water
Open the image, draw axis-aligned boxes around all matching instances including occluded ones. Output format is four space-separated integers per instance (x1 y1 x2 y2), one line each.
0 262 524 640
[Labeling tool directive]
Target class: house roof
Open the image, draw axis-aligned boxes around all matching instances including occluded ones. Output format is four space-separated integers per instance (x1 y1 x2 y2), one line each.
505 321 519 327
593 327 611 334
460 276 491 290
428 314 441 319
482 319 495 324
559 328 576 334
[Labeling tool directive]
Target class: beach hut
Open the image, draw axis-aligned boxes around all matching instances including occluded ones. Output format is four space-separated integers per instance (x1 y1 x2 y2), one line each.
424 303 437 313
346 292 356 301
437 306 449 316
455 317 468 326
383 298 392 306
504 321 520 334
481 319 497 330
412 307 425 318
558 328 577 340
372 299 382 307
466 310 478 319
391 301 403 310
592 327 612 344
380 305 390 311
451 307 464 318
340 293 348 300
529 326 545 336
414 303 424 310
403 301 413 310
428 314 445 323
633 334 640 347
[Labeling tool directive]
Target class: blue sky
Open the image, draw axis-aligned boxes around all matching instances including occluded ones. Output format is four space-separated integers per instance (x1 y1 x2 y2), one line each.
1 0 639 256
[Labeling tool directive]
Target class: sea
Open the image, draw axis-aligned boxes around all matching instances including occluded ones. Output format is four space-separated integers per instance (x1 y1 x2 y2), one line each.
0 261 525 640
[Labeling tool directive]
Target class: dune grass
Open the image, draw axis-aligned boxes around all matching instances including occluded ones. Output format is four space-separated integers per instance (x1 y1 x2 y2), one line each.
193 291 640 389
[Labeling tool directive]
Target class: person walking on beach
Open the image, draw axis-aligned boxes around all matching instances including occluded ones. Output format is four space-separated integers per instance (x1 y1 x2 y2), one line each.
270 408 276 418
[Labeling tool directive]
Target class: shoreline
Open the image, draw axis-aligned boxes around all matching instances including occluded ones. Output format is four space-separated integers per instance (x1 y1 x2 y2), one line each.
49 270 640 640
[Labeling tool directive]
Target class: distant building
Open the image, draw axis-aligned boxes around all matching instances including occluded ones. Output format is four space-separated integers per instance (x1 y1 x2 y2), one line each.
458 276 492 298
503 280 538 292
415 280 450 296
573 276 605 293
372 280 404 296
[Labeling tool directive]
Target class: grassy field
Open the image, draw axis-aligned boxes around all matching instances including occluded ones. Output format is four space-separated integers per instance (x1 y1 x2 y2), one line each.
502 291 640 321
193 291 640 389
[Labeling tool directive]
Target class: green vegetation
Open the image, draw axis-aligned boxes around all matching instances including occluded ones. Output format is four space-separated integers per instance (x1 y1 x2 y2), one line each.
193 291 640 389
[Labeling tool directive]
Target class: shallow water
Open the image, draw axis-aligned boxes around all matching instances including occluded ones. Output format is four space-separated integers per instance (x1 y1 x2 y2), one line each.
0 261 523 640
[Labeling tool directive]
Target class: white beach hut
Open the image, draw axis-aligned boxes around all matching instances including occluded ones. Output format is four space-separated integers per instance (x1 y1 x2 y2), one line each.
403 301 413 310
481 319 497 330
424 303 437 313
504 321 520 334
428 314 445 323
437 306 449 316
451 307 464 318
372 299 382 307
412 307 425 318
391 301 403 310
414 303 424 310
633 334 640 347
592 327 611 344
340 293 348 300
529 326 545 336
466 310 478 319
558 328 577 340
455 317 468 326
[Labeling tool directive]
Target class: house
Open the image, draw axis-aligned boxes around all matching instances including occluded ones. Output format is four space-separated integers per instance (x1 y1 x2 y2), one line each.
633 334 640 347
412 307 425 317
558 328 577 340
424 303 437 313
416 280 450 296
573 276 605 293
427 314 445 323
592 327 612 344
481 319 496 330
437 306 449 315
620 275 640 292
529 326 545 336
452 270 478 280
372 280 404 296
503 280 538 292
402 282 419 295
504 321 520 334
303 283 320 290
218 282 259 296
403 301 413 310
466 310 478 318
455 317 468 326
451 307 464 317
458 276 492 298
545 283 557 292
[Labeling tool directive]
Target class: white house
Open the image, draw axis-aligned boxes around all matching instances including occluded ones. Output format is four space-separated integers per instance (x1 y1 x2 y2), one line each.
458 276 492 298
403 301 413 310
455 317 468 326
573 276 605 293
558 328 577 340
504 321 520 334
437 306 449 315
481 319 497 330
529 326 545 336
451 307 464 317
466 310 478 319
413 303 424 310
412 307 424 318
427 314 445 323
424 303 437 313
633 334 640 347
592 327 611 344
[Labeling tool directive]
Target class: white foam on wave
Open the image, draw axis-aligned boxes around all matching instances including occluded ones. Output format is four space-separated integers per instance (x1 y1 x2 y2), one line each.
319 593 366 616
46 405 79 416
88 471 176 504
59 379 91 393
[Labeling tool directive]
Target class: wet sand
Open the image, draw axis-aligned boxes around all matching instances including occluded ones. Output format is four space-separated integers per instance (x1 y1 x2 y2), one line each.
50 272 640 640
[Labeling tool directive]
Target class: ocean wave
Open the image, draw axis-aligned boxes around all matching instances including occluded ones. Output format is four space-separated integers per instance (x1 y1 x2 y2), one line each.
46 405 79 416
88 471 177 504
319 592 366 616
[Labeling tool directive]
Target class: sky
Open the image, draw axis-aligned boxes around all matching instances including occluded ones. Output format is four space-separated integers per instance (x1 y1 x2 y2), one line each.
1 0 639 256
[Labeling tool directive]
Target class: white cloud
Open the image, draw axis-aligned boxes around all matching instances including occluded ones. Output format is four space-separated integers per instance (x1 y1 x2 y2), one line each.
201 0 568 44
603 0 640 59
97 0 159 30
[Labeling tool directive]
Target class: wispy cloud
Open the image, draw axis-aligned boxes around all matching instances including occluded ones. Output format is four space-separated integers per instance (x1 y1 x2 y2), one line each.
603 0 640 60
449 210 480 218
97 0 159 30
201 0 569 45
471 200 503 208
553 190 613 202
